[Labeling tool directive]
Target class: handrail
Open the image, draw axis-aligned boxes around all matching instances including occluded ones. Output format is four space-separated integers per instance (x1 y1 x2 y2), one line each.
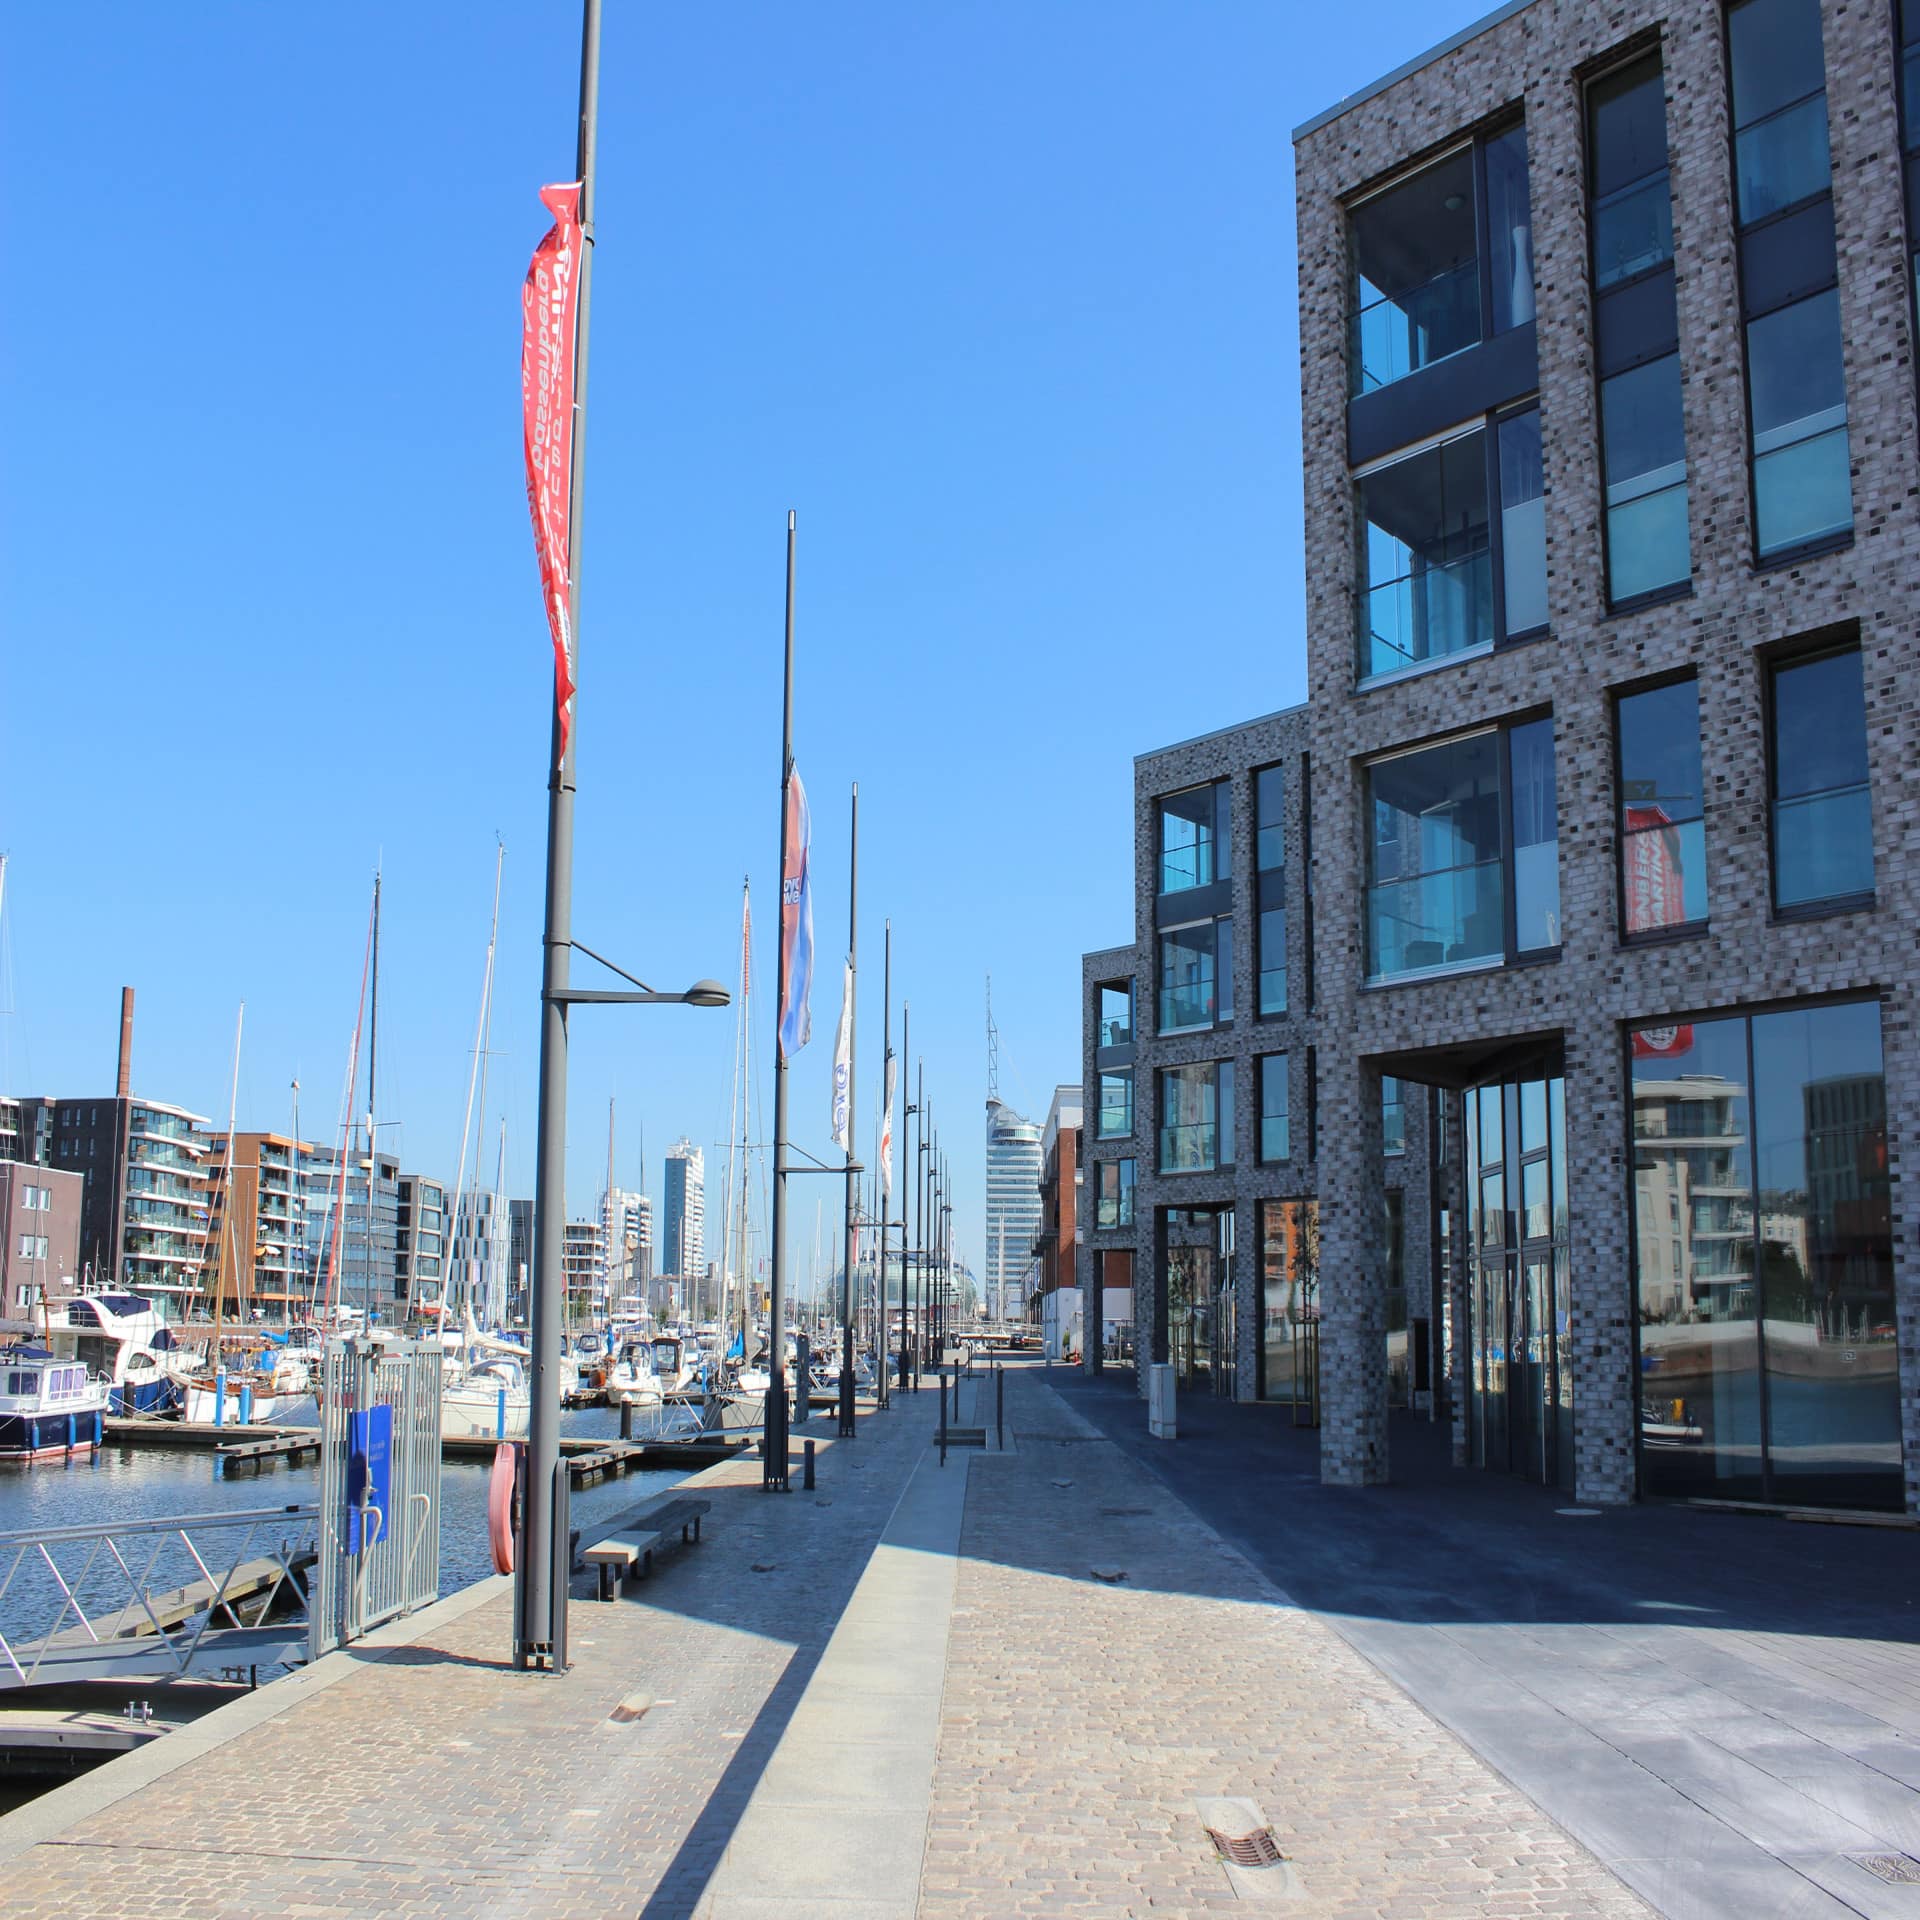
0 1504 316 1549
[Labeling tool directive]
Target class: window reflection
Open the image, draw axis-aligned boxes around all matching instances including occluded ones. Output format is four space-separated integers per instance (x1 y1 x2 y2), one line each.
1771 647 1873 909
1617 679 1708 932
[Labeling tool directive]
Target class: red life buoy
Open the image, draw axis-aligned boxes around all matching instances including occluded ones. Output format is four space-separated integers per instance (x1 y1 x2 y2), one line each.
488 1441 516 1574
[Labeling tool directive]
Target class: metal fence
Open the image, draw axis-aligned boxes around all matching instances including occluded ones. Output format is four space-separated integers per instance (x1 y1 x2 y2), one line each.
0 1505 318 1690
311 1335 442 1658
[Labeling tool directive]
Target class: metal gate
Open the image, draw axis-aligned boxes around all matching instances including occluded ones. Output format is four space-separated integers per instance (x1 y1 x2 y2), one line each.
311 1335 442 1659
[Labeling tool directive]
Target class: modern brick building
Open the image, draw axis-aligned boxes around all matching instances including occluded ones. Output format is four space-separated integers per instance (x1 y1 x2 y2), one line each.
1081 713 1437 1412
0 1160 83 1324
1029 1085 1083 1349
202 1132 329 1319
1086 0 1915 1517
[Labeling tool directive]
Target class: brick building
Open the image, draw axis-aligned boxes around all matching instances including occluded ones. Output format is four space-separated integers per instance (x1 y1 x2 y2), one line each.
1029 1086 1082 1348
0 1160 83 1324
1086 0 1916 1516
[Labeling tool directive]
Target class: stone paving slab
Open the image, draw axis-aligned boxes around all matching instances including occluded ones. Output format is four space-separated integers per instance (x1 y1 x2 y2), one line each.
919 1367 1656 1920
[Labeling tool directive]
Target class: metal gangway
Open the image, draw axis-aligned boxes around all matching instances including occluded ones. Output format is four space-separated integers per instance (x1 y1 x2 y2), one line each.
0 1505 319 1690
0 1333 446 1690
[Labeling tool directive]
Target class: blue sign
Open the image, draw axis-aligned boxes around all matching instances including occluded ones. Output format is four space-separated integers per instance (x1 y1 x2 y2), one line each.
346 1403 393 1554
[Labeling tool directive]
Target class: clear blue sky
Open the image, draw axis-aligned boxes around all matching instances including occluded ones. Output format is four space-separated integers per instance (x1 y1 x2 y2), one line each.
1 0 1488 1281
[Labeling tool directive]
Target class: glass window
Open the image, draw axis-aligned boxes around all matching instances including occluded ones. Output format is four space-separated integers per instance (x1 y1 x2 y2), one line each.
1255 766 1285 872
1097 1070 1133 1141
1382 1076 1406 1155
1159 922 1222 1034
1747 291 1850 556
1358 430 1492 678
1259 1198 1319 1403
1350 148 1480 396
1095 1158 1135 1230
1728 0 1831 222
1617 679 1708 932
1632 1000 1898 1509
1159 1062 1233 1174
1367 731 1505 979
1217 918 1234 1023
1485 125 1535 334
1257 905 1287 1017
1509 717 1559 952
1096 981 1132 1049
1497 409 1546 635
1259 1055 1290 1163
1158 784 1223 893
1589 56 1674 288
1600 354 1690 601
1772 647 1873 908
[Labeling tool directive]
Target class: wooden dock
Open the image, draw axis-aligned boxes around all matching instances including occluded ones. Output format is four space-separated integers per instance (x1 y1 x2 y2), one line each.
216 1433 322 1474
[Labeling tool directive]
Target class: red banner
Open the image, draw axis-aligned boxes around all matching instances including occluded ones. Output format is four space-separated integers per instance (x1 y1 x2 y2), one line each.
1623 803 1685 935
1632 1023 1695 1060
522 182 583 768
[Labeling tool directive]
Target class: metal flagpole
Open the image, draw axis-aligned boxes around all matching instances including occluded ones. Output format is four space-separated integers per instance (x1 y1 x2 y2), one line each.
518 0 599 1671
897 1003 911 1396
767 511 796 1491
839 786 859 1437
876 923 891 1411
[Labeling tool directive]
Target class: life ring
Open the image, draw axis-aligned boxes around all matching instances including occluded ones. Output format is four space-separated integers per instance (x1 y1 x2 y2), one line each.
488 1441 517 1574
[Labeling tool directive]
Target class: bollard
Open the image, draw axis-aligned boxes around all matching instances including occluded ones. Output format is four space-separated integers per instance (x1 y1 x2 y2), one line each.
213 1368 227 1428
497 1385 508 1440
239 1383 254 1427
803 1438 816 1490
938 1369 949 1468
620 1397 633 1441
996 1364 1004 1450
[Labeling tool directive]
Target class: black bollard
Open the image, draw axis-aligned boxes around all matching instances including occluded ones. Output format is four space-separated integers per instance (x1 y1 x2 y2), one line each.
803 1438 816 1490
938 1369 949 1468
996 1364 1004 1450
619 1398 633 1442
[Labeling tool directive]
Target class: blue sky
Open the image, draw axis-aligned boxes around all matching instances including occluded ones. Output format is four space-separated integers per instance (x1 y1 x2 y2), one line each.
1 0 1488 1282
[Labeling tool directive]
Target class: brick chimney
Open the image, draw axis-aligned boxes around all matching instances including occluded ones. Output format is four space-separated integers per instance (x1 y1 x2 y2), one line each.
116 987 135 1099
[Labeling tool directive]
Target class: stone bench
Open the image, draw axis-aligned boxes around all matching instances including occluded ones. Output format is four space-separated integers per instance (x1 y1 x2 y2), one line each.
581 1495 711 1602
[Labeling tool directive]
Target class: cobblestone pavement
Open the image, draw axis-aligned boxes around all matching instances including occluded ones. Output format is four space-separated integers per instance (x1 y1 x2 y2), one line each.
920 1366 1655 1920
0 1368 1664 1919
0 1394 941 1920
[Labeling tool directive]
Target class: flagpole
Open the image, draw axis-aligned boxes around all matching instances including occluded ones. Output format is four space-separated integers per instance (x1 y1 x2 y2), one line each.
767 511 796 1492
518 0 598 1671
897 1003 911 1395
876 922 891 1412
838 785 859 1436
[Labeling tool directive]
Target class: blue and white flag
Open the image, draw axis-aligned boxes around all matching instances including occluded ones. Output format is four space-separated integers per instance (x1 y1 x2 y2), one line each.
830 959 853 1149
778 766 814 1059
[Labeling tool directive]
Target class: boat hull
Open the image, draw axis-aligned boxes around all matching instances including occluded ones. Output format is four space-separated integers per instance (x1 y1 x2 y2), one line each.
0 1407 104 1460
441 1386 530 1442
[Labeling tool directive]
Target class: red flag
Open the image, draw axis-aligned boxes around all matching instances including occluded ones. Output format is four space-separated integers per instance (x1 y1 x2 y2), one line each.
522 182 584 768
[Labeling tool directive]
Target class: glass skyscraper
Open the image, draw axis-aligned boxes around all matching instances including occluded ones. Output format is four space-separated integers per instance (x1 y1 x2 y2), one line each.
985 1099 1042 1321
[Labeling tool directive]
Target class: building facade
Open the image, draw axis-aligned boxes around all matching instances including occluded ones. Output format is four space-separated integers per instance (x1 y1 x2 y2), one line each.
395 1174 447 1312
662 1141 704 1284
563 1218 605 1321
1030 1086 1083 1339
1217 0 1920 1514
303 1148 402 1316
985 1098 1043 1321
449 1188 513 1325
0 1160 83 1324
203 1133 328 1319
1082 712 1438 1407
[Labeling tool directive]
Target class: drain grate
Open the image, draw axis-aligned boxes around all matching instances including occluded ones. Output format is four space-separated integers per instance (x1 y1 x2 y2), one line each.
1855 1853 1920 1885
1206 1824 1287 1869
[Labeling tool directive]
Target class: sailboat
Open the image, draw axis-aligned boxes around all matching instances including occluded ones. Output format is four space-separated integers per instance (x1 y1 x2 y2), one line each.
183 1006 284 1425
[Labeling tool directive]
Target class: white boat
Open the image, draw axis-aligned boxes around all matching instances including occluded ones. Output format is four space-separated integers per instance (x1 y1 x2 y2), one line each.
607 1339 663 1408
42 1291 193 1416
0 1347 110 1459
183 1369 282 1426
441 1354 530 1441
651 1331 704 1398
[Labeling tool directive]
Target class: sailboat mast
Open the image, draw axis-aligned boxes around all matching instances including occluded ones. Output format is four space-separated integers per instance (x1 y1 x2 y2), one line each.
602 1096 615 1319
737 881 753 1360
213 1003 243 1352
365 870 381 1323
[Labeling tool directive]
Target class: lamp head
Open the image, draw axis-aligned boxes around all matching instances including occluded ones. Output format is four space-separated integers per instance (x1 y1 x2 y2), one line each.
682 980 730 1008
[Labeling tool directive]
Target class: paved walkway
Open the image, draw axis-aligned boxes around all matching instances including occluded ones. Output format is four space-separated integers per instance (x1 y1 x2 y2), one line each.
0 1361 1830 1917
1056 1365 1920 1920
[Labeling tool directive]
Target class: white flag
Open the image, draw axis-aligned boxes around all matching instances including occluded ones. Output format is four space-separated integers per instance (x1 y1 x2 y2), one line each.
879 1055 897 1200
829 959 853 1149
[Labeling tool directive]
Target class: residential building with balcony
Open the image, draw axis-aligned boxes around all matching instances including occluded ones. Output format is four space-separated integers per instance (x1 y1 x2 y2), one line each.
0 1160 83 1325
1029 1087 1082 1352
395 1173 447 1311
202 1133 328 1320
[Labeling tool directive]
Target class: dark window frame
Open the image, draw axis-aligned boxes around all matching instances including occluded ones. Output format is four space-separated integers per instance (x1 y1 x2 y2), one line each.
1761 630 1876 920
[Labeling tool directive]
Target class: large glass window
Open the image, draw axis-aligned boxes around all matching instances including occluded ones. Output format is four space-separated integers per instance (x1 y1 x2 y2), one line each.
1097 1069 1133 1141
1772 646 1872 909
1159 1062 1233 1175
1367 718 1558 980
1589 53 1689 606
1258 1198 1319 1405
1349 127 1532 399
1616 679 1708 934
1095 1158 1135 1230
1357 419 1546 681
1257 907 1287 1017
1159 920 1231 1034
1632 1000 1896 1509
1382 1076 1405 1155
1258 1054 1289 1163
1255 765 1285 872
1158 783 1228 893
1727 0 1850 559
1096 981 1132 1049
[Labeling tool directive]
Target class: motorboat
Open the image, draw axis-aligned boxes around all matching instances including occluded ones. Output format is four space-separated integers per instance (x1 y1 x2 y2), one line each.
651 1331 704 1399
0 1347 109 1459
441 1353 530 1441
41 1291 191 1416
607 1339 663 1408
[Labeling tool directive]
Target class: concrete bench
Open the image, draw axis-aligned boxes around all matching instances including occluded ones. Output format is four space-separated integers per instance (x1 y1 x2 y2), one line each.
582 1495 711 1602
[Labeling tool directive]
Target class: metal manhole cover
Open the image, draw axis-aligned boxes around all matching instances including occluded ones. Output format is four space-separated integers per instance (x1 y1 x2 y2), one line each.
1855 1854 1920 1884
1206 1824 1286 1869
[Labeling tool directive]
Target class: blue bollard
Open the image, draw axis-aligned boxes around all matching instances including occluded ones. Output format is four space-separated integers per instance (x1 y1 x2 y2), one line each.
240 1382 254 1426
213 1368 227 1428
497 1386 507 1438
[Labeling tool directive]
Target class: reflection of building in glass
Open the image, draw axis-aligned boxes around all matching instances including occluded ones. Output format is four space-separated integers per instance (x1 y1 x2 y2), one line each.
1632 1075 1753 1323
1802 1073 1891 1330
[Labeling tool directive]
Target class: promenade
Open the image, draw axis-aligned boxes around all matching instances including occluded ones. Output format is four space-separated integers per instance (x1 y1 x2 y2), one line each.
1 1360 1899 1917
